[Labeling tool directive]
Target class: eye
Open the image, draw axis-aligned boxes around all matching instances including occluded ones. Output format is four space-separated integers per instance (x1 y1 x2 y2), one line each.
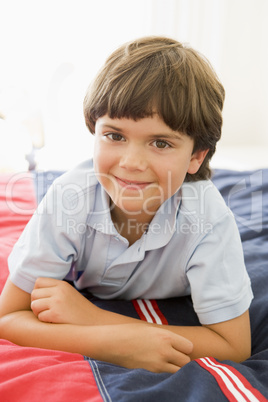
106 133 125 142
153 140 171 149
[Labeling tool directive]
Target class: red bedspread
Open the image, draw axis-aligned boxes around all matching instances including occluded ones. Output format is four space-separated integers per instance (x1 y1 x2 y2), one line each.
0 173 37 290
0 339 101 402
0 173 102 400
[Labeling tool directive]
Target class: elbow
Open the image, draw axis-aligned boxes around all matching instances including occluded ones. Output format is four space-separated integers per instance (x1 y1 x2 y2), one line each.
0 314 9 340
0 312 22 343
233 344 251 363
0 313 13 340
233 332 252 363
226 335 251 363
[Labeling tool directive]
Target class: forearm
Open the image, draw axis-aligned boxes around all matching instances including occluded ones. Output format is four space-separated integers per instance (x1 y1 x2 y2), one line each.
165 324 245 362
86 307 251 363
0 310 109 359
0 310 193 373
91 312 232 362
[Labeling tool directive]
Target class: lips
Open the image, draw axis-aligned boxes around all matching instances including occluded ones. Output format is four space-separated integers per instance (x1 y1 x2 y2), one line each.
115 176 152 190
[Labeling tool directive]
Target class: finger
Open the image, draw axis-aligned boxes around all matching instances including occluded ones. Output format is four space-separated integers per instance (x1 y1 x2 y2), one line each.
34 277 60 289
161 362 181 374
31 297 50 317
171 334 193 356
31 287 53 301
148 358 183 374
37 309 56 323
169 349 191 367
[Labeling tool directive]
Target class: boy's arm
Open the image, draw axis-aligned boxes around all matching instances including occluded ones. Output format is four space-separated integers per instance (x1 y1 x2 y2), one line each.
28 277 251 363
170 310 251 363
66 297 251 363
0 278 193 373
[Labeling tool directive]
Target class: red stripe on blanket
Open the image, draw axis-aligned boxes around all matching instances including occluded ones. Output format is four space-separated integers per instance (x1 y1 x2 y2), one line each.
132 299 168 325
0 173 37 292
196 357 267 402
132 299 147 321
143 300 157 323
150 300 168 325
0 339 103 402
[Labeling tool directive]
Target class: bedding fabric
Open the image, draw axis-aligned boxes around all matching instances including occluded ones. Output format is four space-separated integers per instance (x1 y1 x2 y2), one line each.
0 168 267 401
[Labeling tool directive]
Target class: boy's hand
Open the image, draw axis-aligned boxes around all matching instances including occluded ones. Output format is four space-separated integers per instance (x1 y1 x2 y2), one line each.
31 278 96 325
101 324 193 373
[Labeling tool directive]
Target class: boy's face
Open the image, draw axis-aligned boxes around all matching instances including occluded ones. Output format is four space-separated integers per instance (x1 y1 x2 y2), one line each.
94 114 207 220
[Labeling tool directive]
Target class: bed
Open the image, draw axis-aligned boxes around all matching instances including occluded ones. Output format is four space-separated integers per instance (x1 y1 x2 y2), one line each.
0 167 267 401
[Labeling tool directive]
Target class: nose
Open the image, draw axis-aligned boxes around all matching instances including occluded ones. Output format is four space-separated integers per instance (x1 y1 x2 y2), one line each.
119 145 147 171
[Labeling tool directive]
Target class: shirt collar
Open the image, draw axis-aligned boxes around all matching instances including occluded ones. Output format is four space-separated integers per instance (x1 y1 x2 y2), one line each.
87 182 182 248
144 190 181 251
87 183 118 236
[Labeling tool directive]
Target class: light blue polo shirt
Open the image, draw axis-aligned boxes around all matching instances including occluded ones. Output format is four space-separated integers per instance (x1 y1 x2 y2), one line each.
8 159 253 325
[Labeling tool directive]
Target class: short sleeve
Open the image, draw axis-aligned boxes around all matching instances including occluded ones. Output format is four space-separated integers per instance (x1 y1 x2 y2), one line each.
186 209 253 325
8 175 90 294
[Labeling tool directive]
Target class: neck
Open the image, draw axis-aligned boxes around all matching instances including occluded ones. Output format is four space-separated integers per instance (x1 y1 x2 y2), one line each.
110 204 153 245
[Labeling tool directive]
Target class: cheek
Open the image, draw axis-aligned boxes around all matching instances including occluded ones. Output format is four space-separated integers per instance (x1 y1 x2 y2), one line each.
93 142 112 174
93 144 118 193
157 162 188 195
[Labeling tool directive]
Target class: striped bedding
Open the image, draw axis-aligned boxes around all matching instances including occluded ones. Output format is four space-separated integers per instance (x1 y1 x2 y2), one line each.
0 168 267 401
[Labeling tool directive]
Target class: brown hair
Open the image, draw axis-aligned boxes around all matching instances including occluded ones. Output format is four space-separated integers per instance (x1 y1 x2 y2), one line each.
83 36 225 181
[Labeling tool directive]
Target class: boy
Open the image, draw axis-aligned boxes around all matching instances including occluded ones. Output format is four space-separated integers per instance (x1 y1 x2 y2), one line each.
0 36 253 373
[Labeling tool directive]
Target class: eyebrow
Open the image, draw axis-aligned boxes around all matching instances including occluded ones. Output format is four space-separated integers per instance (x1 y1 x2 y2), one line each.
148 133 184 141
100 124 184 140
100 124 124 132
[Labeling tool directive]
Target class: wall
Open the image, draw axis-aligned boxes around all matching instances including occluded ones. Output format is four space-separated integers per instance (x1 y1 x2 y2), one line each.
0 0 267 170
149 0 268 149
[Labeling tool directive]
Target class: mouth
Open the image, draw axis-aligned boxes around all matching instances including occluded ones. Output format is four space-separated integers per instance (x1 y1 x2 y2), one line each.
115 176 152 191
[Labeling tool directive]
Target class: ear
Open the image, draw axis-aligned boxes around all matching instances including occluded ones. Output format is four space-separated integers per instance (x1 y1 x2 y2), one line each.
187 149 209 174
